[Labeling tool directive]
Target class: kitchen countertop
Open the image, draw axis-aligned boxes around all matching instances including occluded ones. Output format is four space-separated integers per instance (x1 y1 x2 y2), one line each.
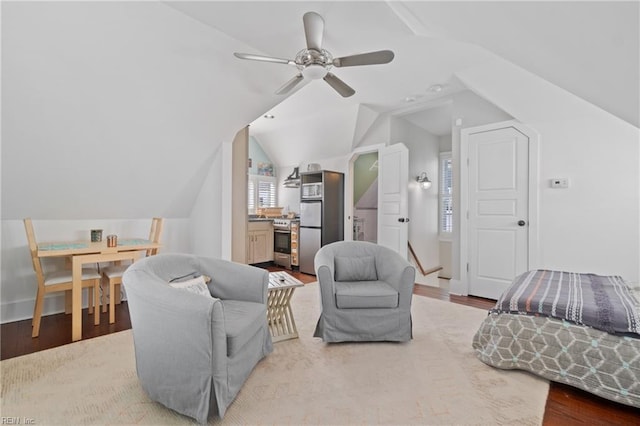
248 216 300 222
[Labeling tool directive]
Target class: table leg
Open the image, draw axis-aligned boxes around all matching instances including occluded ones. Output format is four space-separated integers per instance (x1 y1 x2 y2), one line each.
64 290 72 314
267 287 300 342
71 256 83 342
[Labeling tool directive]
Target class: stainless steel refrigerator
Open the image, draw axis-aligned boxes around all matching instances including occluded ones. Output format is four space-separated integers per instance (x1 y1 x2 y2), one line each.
299 170 344 275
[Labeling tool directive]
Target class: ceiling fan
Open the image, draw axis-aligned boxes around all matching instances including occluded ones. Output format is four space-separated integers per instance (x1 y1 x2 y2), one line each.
233 11 394 98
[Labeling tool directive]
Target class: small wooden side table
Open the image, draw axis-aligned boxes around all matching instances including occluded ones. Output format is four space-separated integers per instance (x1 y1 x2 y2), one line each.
268 271 304 342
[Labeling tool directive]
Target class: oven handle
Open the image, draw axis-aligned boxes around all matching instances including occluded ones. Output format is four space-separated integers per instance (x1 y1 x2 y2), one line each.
274 229 291 234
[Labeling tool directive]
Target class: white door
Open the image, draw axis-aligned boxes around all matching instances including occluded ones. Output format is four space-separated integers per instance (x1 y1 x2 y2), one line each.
467 127 529 299
377 143 409 259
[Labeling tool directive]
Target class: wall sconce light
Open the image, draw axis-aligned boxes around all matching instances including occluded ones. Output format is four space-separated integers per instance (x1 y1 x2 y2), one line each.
416 172 432 189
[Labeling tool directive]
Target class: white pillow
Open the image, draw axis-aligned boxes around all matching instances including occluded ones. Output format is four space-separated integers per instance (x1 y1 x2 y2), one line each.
168 275 211 298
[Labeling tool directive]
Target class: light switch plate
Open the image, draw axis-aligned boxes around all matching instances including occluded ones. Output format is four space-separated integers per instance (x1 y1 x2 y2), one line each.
550 178 569 188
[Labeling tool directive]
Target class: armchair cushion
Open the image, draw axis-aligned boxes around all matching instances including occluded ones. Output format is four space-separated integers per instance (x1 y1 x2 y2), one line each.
335 280 398 309
334 255 378 281
221 300 268 357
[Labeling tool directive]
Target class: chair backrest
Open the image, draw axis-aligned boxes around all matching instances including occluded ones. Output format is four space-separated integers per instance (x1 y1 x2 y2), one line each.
147 217 164 257
23 218 46 287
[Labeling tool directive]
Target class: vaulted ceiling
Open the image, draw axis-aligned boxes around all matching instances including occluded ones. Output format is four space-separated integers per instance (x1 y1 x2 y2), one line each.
175 1 637 166
2 1 637 220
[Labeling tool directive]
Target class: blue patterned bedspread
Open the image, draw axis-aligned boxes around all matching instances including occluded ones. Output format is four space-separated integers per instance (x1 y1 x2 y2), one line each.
492 270 640 336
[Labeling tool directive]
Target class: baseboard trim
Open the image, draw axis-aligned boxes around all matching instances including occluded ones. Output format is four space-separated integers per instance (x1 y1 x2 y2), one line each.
449 279 467 296
1 293 95 324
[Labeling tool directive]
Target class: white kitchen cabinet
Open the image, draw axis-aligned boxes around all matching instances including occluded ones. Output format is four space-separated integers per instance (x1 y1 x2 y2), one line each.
248 221 274 264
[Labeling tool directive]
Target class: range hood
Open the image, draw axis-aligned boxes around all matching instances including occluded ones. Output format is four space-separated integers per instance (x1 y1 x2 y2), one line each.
283 167 300 188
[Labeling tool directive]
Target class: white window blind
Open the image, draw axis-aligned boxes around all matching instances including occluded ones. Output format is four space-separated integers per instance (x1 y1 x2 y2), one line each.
248 175 276 214
248 179 256 212
439 152 453 235
258 180 276 207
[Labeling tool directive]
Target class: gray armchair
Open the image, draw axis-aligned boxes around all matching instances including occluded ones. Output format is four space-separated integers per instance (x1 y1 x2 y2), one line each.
313 241 416 342
122 253 272 423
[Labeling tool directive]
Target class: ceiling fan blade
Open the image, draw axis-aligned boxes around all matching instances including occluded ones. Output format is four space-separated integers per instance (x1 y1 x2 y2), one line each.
275 74 304 95
303 12 324 51
233 52 294 65
333 50 395 67
323 73 355 98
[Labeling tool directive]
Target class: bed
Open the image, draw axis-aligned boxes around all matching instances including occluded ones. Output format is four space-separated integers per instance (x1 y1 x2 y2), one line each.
472 270 640 408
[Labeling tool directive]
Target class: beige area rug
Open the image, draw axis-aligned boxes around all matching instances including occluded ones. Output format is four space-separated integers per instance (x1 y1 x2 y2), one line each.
1 283 549 425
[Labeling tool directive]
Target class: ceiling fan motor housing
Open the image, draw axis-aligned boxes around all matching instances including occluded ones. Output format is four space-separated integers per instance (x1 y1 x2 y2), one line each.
295 48 333 79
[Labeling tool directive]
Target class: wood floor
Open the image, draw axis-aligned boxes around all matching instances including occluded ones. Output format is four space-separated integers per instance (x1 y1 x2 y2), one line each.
2 268 638 424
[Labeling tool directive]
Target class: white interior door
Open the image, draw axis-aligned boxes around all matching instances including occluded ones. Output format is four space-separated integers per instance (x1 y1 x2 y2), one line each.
377 143 409 258
468 127 529 299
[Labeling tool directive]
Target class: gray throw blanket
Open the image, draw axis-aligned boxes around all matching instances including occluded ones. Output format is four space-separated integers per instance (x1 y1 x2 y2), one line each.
492 270 640 336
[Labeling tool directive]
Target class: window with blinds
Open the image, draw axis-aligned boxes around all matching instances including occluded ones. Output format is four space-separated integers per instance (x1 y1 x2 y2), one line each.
439 152 453 236
248 175 276 214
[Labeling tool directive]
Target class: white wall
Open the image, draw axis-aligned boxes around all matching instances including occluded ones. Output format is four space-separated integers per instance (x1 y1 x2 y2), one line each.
0 218 190 323
439 241 453 279
190 146 224 258
355 114 393 149
2 2 278 222
454 58 640 289
0 141 224 323
439 134 452 152
1 2 274 323
277 165 302 216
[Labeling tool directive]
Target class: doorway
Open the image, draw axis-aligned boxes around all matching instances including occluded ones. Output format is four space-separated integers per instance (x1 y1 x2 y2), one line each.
352 152 379 243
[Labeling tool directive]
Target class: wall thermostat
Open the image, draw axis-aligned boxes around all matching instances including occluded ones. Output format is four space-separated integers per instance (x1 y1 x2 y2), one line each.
550 178 569 188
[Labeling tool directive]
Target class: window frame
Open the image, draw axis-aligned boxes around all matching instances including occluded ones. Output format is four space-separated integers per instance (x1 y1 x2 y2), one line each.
439 151 453 240
248 174 277 214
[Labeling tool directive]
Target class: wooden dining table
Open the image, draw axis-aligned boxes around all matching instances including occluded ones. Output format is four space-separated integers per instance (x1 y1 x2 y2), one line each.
37 238 161 341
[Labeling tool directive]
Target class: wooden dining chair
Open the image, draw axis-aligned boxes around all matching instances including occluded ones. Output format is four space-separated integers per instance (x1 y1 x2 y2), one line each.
24 218 102 338
101 217 163 323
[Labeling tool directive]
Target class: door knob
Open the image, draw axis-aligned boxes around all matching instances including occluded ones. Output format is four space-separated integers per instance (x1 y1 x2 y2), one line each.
398 218 410 223
518 220 526 227
398 218 405 223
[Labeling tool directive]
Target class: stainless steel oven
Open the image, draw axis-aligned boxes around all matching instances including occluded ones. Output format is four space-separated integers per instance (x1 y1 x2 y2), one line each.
274 228 291 254
273 219 298 269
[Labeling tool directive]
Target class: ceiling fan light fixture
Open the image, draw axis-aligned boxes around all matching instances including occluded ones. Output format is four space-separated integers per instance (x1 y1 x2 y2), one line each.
301 64 328 80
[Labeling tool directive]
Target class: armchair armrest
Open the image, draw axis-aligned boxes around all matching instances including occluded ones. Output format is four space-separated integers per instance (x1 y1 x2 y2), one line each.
198 257 269 304
315 248 338 311
375 255 415 307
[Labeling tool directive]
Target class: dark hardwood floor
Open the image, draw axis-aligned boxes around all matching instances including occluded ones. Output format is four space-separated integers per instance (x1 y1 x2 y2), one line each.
412 283 640 424
2 268 638 424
